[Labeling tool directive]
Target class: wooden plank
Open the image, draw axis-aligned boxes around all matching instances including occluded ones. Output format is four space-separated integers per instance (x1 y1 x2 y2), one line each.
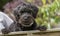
0 28 60 36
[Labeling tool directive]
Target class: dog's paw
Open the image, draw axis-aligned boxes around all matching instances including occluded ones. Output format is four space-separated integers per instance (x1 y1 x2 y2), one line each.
38 26 47 31
1 28 10 34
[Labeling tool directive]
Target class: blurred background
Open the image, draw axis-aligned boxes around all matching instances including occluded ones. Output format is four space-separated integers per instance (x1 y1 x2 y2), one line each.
0 0 60 29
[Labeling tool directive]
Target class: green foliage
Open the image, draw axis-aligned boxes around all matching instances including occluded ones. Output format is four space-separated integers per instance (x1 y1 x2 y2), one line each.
35 0 60 29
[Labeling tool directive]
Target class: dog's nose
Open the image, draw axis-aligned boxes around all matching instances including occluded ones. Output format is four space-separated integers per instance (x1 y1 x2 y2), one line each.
24 16 29 20
24 17 28 20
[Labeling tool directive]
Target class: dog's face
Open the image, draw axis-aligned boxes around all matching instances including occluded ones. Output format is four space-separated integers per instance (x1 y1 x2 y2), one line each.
13 3 38 27
18 7 34 27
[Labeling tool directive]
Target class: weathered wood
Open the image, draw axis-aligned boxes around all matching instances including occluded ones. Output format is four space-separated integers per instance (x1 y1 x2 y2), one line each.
1 28 60 36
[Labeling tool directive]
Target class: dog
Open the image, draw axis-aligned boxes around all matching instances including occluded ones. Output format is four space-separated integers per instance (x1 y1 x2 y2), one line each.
1 3 47 34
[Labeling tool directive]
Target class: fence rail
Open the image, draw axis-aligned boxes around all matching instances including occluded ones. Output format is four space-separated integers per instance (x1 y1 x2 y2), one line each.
0 28 60 36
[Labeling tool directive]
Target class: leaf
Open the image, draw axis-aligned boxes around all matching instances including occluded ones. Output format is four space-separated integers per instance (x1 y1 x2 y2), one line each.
42 0 46 5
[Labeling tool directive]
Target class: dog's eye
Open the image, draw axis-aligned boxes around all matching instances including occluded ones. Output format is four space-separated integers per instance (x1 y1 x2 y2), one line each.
21 11 33 15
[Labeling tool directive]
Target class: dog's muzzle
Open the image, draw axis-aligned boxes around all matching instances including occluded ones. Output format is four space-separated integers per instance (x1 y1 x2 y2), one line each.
19 13 34 27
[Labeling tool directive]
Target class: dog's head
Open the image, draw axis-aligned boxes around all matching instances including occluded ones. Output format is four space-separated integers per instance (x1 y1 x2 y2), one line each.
13 3 38 27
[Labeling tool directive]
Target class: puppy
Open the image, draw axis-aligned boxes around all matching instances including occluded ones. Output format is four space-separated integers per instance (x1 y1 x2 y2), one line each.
2 3 47 34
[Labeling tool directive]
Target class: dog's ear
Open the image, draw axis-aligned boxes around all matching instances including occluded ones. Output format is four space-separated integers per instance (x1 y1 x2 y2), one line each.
12 6 21 21
31 5 38 18
27 3 38 18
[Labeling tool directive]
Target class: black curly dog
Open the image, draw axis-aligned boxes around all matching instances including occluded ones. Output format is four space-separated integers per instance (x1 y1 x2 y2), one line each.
2 3 47 34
